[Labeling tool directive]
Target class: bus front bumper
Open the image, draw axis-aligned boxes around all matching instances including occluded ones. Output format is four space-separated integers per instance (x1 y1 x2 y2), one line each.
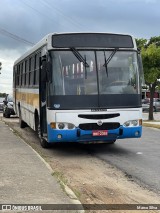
47 125 142 143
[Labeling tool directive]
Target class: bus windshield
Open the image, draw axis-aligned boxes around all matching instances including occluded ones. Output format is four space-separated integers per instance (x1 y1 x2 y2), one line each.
50 50 140 96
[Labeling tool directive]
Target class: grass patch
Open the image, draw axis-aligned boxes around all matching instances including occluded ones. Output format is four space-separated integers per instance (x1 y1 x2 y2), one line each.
52 171 68 184
52 171 68 192
71 188 81 199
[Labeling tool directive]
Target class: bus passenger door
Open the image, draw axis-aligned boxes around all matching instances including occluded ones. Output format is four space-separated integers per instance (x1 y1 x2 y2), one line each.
39 59 47 136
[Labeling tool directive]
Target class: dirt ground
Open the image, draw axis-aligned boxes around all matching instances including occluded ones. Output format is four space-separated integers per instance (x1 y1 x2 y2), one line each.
1 114 160 213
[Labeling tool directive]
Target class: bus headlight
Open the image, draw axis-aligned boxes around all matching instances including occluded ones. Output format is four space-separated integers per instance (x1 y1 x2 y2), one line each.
50 122 75 129
132 120 138 126
58 123 75 129
67 123 75 129
123 120 139 127
124 121 130 127
58 123 65 129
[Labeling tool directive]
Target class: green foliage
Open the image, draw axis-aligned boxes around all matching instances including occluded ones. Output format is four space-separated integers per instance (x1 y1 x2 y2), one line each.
135 38 148 50
141 44 160 84
0 93 7 97
136 36 160 50
136 36 160 120
148 36 160 47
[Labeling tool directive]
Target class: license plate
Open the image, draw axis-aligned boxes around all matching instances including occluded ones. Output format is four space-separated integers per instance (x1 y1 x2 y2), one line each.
92 130 108 136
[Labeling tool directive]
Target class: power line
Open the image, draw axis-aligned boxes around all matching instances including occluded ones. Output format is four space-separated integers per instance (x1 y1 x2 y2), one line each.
20 0 83 31
0 27 34 46
20 0 53 24
40 0 83 30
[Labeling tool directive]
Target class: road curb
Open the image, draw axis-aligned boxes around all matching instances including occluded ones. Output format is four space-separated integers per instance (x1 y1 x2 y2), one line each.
143 122 160 129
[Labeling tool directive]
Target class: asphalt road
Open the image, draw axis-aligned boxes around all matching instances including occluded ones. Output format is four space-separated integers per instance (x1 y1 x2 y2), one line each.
86 127 160 194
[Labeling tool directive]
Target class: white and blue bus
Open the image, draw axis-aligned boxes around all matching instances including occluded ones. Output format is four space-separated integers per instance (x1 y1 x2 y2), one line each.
13 33 144 148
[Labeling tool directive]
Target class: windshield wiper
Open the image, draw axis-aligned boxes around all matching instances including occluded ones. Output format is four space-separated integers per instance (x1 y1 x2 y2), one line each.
71 48 89 67
103 48 118 76
71 48 89 79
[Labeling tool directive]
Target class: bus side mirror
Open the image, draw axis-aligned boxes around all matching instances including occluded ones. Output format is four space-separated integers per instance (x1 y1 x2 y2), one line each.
3 100 7 105
46 61 52 83
41 61 47 82
41 61 52 83
138 54 145 86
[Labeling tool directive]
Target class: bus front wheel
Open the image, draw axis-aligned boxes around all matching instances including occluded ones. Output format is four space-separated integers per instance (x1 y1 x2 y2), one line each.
35 116 49 148
40 137 49 148
19 108 27 128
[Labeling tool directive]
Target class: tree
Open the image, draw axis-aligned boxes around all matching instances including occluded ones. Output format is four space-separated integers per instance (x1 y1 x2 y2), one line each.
135 38 147 50
136 37 160 120
0 93 7 97
148 36 160 47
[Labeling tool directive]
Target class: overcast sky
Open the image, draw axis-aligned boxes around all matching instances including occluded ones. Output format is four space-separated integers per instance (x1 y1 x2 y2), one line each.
0 0 160 93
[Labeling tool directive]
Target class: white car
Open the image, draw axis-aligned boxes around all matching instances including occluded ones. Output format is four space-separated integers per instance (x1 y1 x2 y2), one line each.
142 98 160 112
0 97 4 111
153 98 160 111
3 94 15 118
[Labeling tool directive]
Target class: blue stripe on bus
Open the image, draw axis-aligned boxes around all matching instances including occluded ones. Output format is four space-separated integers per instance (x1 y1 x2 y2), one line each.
47 125 142 143
118 126 142 139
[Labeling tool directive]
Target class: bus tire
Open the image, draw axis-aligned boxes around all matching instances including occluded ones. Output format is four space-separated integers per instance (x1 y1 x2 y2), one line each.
19 108 27 128
4 110 10 118
40 137 49 148
35 115 49 149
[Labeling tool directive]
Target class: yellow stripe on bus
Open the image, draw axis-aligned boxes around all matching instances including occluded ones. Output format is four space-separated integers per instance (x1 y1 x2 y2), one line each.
15 91 39 108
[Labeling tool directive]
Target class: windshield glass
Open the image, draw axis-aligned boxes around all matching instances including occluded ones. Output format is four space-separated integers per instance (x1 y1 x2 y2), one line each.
97 51 139 94
50 50 140 96
8 95 13 102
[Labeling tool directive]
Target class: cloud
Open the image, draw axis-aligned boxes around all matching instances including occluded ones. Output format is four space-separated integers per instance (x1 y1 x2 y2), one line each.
0 0 160 92
1 0 160 47
0 49 21 93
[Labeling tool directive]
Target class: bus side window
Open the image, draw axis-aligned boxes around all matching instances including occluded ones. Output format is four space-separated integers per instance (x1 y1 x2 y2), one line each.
25 61 27 86
35 52 40 85
33 54 37 85
23 61 26 86
20 63 23 87
29 56 34 86
16 64 20 87
29 58 31 86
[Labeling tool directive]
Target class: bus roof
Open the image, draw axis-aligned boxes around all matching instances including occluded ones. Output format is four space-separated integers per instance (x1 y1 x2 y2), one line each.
14 32 136 65
14 33 52 65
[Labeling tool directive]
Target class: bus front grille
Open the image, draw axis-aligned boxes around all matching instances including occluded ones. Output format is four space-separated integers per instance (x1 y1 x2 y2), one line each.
79 122 120 130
